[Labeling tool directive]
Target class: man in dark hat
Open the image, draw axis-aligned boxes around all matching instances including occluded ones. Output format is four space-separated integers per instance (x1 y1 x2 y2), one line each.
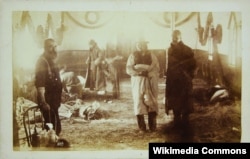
166 30 197 127
126 40 160 133
35 38 62 135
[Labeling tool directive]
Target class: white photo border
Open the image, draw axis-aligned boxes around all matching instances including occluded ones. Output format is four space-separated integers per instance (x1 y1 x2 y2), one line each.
1 0 249 159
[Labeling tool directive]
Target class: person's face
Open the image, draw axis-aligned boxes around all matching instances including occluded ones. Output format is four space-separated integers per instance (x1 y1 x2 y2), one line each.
89 43 95 50
139 43 148 52
45 40 57 60
172 32 181 44
98 50 105 58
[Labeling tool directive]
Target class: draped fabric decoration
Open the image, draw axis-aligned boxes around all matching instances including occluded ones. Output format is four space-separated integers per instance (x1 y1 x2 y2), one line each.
45 13 65 46
148 12 196 28
215 24 223 44
15 11 113 48
64 11 113 29
45 13 55 39
55 12 65 45
197 12 223 46
35 13 56 48
20 11 35 34
34 12 65 48
19 11 36 42
227 12 239 66
197 12 212 46
227 12 242 94
196 12 225 87
227 12 237 29
36 25 45 48
19 11 46 48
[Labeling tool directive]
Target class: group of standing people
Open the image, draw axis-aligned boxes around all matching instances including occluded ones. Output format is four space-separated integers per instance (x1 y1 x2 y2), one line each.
34 38 124 136
33 29 196 137
127 30 197 133
84 39 123 98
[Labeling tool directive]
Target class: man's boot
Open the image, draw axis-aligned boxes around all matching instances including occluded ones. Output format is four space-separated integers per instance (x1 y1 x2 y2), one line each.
148 112 157 132
136 115 146 132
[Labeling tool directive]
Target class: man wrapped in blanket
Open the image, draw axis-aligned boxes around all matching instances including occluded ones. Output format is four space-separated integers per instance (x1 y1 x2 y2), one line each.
126 41 160 133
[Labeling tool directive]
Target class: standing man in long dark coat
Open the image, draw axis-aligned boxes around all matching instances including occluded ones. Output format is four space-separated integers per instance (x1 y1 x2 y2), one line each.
166 30 197 126
35 38 62 136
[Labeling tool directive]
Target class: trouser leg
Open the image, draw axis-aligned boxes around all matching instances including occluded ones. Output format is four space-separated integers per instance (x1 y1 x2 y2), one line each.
136 115 146 131
42 108 61 136
173 110 181 127
53 108 61 136
148 112 157 132
41 109 50 130
182 99 191 126
182 112 190 126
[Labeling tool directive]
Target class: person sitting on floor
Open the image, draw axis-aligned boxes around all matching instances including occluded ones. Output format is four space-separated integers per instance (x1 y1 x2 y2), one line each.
59 64 83 99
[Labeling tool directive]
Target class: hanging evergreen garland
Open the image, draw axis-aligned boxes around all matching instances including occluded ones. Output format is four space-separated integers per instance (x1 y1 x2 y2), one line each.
197 12 223 46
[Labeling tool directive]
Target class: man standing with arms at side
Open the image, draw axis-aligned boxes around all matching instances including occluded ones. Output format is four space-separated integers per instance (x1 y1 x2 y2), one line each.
35 38 62 136
166 30 197 127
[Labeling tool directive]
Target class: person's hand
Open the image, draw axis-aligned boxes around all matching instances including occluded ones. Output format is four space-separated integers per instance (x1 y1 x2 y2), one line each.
166 110 169 115
115 55 123 60
139 71 148 77
134 64 149 72
94 58 102 65
41 102 50 111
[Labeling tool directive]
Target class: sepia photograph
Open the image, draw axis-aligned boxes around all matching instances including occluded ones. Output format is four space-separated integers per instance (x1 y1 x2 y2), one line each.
1 0 250 159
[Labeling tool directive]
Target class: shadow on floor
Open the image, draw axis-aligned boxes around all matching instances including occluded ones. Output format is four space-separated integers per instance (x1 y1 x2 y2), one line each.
160 121 196 143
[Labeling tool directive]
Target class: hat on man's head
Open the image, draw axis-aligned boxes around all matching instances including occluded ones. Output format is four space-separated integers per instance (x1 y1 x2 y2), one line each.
136 40 149 51
89 39 96 45
172 30 181 36
137 38 149 44
136 40 149 47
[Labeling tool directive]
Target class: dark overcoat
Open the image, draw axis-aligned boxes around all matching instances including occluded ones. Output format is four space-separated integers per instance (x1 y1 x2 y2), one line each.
166 41 196 114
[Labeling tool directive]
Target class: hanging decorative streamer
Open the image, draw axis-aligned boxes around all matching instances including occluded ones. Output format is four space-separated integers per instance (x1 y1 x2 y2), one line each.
36 25 45 48
17 11 66 48
55 12 65 45
19 11 36 43
20 11 35 34
35 13 56 48
19 11 46 48
197 12 212 46
227 12 237 29
45 13 55 38
227 12 239 66
196 12 225 87
197 12 223 46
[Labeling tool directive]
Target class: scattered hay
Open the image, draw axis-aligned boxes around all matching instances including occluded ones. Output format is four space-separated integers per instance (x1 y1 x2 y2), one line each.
90 107 111 119
190 102 241 142
191 103 240 129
